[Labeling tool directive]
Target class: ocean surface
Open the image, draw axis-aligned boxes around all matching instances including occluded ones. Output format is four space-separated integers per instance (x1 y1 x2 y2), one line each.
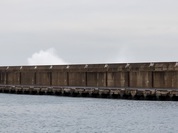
0 94 178 133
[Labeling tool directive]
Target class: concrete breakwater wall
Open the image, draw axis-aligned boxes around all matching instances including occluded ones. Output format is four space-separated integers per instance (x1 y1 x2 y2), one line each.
1 62 178 88
0 85 178 100
0 62 178 100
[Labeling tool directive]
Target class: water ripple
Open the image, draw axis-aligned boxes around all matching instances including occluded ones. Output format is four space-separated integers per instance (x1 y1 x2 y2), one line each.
0 94 178 133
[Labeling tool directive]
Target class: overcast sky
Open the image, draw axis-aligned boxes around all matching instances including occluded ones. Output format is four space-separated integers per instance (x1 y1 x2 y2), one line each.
0 0 178 66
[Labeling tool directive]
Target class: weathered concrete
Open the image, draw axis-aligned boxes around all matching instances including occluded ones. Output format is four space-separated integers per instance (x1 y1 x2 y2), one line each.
0 62 178 88
0 85 178 100
0 62 178 100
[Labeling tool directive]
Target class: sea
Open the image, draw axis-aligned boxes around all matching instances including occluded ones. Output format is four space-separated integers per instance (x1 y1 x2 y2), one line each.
0 94 178 133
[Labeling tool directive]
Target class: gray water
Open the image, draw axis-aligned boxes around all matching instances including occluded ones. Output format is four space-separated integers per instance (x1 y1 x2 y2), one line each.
0 94 178 133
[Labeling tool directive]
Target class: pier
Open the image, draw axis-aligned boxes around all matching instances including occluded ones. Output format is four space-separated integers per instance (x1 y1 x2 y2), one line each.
1 62 178 100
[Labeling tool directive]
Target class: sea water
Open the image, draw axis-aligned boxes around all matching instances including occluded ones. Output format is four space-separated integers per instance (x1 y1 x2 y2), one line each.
0 94 178 133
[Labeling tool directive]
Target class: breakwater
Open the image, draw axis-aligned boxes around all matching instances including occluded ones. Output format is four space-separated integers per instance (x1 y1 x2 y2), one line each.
0 85 178 100
1 62 178 100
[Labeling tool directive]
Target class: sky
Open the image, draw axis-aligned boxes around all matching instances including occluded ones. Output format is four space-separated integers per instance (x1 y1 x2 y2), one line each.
0 0 178 66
